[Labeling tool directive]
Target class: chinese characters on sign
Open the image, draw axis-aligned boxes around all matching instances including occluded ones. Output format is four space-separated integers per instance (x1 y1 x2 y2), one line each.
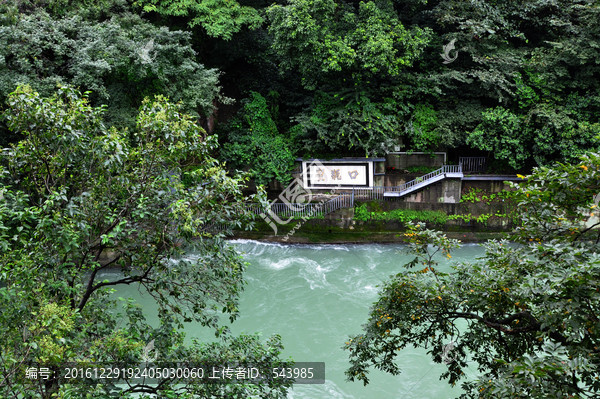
303 162 370 188
316 168 325 182
330 169 342 180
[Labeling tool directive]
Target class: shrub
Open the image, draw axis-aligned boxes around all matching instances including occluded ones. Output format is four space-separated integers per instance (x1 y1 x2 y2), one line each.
354 205 448 225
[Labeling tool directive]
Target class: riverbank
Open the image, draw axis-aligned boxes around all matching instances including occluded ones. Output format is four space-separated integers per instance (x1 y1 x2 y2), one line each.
233 215 511 243
233 229 508 243
234 199 515 243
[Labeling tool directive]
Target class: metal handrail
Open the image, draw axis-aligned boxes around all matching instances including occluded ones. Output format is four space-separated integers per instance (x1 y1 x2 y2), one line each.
386 165 462 193
459 157 486 173
248 192 355 218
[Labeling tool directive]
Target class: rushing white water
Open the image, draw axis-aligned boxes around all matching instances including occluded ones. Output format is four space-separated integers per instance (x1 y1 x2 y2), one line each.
113 240 486 398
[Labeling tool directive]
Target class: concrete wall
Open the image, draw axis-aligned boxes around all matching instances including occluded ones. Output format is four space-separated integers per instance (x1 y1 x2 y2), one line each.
442 179 462 203
398 178 462 203
374 175 385 186
386 153 445 169
385 174 420 186
392 178 513 204
375 200 509 215
462 180 513 193
252 201 514 236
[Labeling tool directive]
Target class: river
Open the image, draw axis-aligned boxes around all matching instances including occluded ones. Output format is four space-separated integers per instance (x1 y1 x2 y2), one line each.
113 240 486 398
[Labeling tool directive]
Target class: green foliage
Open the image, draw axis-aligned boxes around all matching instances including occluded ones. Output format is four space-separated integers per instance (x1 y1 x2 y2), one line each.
354 203 370 221
267 0 430 88
3 0 129 19
469 103 600 170
447 211 513 226
514 72 540 110
221 92 296 185
4 0 600 170
406 104 440 151
353 204 448 225
459 188 515 204
468 107 529 170
459 188 485 204
267 0 430 155
451 0 600 169
294 90 403 156
266 0 600 160
405 165 439 174
134 0 263 40
345 152 600 397
0 86 290 398
0 9 222 128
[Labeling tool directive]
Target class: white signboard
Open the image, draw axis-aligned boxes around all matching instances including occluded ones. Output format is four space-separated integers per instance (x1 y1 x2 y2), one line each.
302 161 373 189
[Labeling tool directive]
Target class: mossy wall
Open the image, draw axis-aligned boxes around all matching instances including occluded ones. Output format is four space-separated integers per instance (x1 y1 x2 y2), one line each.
237 200 513 244
386 153 445 169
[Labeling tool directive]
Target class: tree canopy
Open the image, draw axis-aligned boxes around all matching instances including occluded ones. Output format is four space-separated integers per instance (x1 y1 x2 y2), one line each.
133 0 263 40
220 91 297 186
1 0 599 178
0 2 223 130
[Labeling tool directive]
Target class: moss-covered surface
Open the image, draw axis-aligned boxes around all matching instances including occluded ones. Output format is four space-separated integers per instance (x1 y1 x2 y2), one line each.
233 229 508 244
234 218 510 243
234 193 518 244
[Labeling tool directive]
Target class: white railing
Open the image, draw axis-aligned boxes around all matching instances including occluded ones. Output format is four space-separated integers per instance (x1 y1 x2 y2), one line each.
385 165 462 194
246 192 355 218
459 157 486 173
352 186 385 200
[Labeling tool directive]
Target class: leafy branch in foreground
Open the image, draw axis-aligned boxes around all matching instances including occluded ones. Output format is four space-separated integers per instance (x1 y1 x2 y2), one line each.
345 153 600 398
0 85 290 399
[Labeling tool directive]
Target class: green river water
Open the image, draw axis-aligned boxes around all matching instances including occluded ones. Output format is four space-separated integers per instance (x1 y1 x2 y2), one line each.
113 240 486 398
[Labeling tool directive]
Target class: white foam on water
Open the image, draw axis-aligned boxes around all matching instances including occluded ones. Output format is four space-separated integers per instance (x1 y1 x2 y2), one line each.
229 239 360 253
229 239 298 258
363 284 377 293
308 244 351 252
298 259 331 290
337 275 383 304
268 257 302 270
228 238 284 247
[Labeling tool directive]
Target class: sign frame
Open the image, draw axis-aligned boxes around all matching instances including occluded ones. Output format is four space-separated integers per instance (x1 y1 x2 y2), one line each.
301 160 374 189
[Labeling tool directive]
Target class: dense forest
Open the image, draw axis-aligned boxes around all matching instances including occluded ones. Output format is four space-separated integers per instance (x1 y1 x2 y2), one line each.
2 2 600 398
1 0 599 185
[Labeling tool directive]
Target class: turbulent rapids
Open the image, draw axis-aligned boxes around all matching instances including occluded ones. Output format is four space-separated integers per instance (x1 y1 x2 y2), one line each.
112 240 484 398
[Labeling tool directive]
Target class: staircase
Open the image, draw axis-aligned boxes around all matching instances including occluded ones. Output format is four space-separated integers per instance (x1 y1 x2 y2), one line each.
383 165 463 198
